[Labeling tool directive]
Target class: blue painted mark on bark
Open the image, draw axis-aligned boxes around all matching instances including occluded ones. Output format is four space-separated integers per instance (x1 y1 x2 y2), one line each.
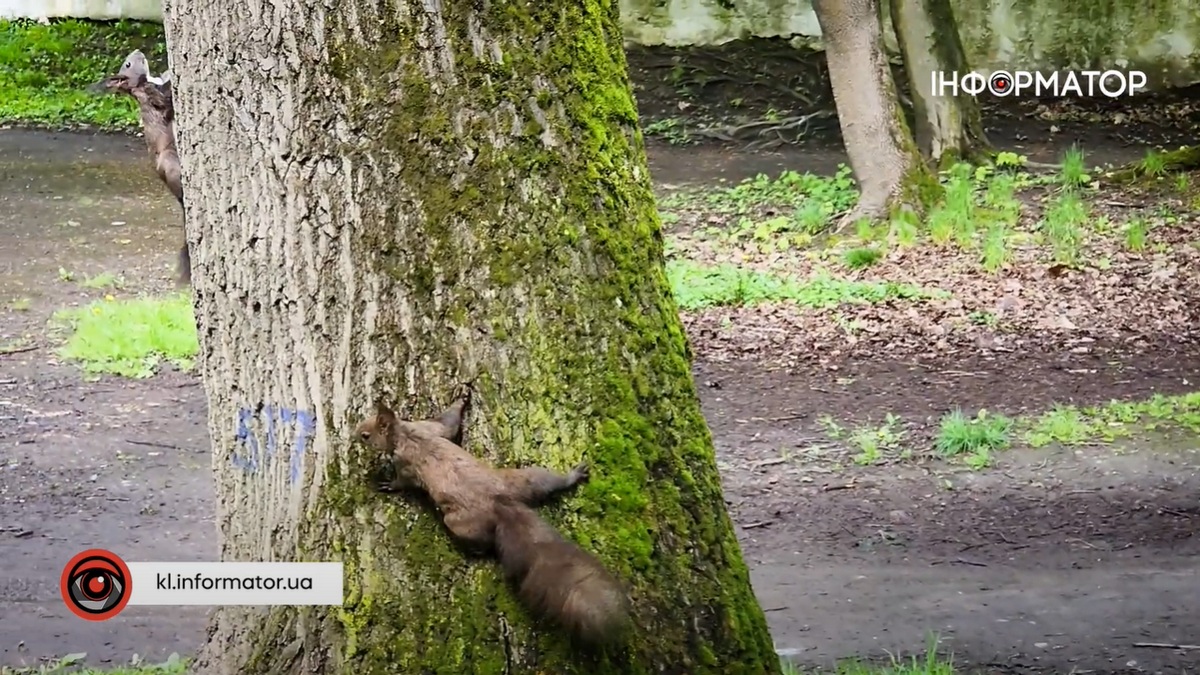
233 405 317 483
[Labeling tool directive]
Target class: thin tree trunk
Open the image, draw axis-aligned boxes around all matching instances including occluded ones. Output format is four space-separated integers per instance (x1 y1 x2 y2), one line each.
813 0 941 225
888 0 990 165
160 0 781 672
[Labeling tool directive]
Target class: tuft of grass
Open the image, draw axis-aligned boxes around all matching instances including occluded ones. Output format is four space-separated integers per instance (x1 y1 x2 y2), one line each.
1039 192 1088 267
1123 217 1149 251
667 260 945 311
0 18 166 130
1137 149 1167 178
1058 145 1090 189
934 409 1012 465
51 292 198 378
980 222 1010 274
842 247 883 270
889 210 921 247
780 637 957 674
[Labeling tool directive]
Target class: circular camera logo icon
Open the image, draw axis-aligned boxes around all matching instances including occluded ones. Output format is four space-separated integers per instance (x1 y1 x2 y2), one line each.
61 549 132 621
988 71 1014 96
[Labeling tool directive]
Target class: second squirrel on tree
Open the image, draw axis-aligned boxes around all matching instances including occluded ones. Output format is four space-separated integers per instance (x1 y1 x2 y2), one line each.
353 390 630 646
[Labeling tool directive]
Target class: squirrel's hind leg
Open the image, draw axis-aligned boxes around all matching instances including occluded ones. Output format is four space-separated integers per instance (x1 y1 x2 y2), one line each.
498 463 590 505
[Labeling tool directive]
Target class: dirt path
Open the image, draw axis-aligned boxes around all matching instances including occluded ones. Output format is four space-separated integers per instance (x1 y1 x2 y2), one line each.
2 124 1198 674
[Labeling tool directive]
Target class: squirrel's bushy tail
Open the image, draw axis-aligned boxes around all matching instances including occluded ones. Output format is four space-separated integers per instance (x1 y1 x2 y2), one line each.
492 498 630 646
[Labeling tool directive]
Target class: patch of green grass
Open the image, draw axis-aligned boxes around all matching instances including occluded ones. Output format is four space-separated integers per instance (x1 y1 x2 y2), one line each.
667 260 946 311
51 292 197 378
842 247 883 270
934 409 1012 467
706 165 859 225
79 272 125 289
0 18 166 130
781 638 957 674
7 297 32 311
1021 392 1200 448
0 651 186 674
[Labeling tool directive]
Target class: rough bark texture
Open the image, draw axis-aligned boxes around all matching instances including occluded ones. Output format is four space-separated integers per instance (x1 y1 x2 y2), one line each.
813 0 940 224
160 0 781 673
888 0 990 165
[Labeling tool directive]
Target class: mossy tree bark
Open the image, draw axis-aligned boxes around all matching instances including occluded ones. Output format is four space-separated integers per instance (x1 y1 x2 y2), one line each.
813 0 942 225
888 0 991 165
161 0 781 673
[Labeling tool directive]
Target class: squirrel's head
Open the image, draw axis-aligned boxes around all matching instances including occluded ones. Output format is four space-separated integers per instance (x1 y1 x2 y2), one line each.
354 401 397 453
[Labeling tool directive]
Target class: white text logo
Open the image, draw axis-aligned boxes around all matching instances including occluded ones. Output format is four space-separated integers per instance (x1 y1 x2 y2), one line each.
931 70 1148 98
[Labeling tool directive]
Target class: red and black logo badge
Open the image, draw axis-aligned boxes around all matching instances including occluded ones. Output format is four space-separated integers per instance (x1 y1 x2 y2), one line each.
61 549 132 621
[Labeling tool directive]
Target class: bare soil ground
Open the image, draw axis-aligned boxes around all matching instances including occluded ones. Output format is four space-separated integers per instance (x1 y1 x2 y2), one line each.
2 53 1200 673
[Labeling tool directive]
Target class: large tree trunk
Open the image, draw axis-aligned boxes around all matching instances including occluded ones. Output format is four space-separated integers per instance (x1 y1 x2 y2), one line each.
814 0 941 225
161 0 781 672
888 0 990 165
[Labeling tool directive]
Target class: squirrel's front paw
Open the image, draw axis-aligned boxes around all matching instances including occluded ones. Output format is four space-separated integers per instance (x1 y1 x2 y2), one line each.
569 462 591 484
450 381 474 407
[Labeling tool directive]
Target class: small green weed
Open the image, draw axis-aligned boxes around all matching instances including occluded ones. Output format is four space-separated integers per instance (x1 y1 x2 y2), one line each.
848 414 908 465
994 151 1027 171
52 292 198 378
967 310 998 326
7 297 32 311
667 261 944 311
642 117 692 145
935 409 1012 464
842 247 883 270
0 18 166 129
79 272 124 289
1123 218 1149 251
1058 145 1090 189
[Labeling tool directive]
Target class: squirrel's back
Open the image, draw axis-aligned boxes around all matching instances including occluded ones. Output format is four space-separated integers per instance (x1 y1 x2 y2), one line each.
492 498 629 646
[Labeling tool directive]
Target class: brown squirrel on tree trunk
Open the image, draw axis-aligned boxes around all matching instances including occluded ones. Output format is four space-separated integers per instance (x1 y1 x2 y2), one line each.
353 389 631 646
88 50 191 285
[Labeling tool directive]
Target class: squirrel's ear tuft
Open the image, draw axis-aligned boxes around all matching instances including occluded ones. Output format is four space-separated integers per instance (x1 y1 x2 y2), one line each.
373 400 396 427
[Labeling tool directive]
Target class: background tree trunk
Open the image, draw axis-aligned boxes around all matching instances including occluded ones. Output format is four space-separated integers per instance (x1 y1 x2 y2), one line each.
888 0 991 165
813 0 941 225
161 0 781 673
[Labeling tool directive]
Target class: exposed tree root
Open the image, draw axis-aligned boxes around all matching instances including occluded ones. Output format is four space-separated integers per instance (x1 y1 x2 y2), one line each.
691 110 838 149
